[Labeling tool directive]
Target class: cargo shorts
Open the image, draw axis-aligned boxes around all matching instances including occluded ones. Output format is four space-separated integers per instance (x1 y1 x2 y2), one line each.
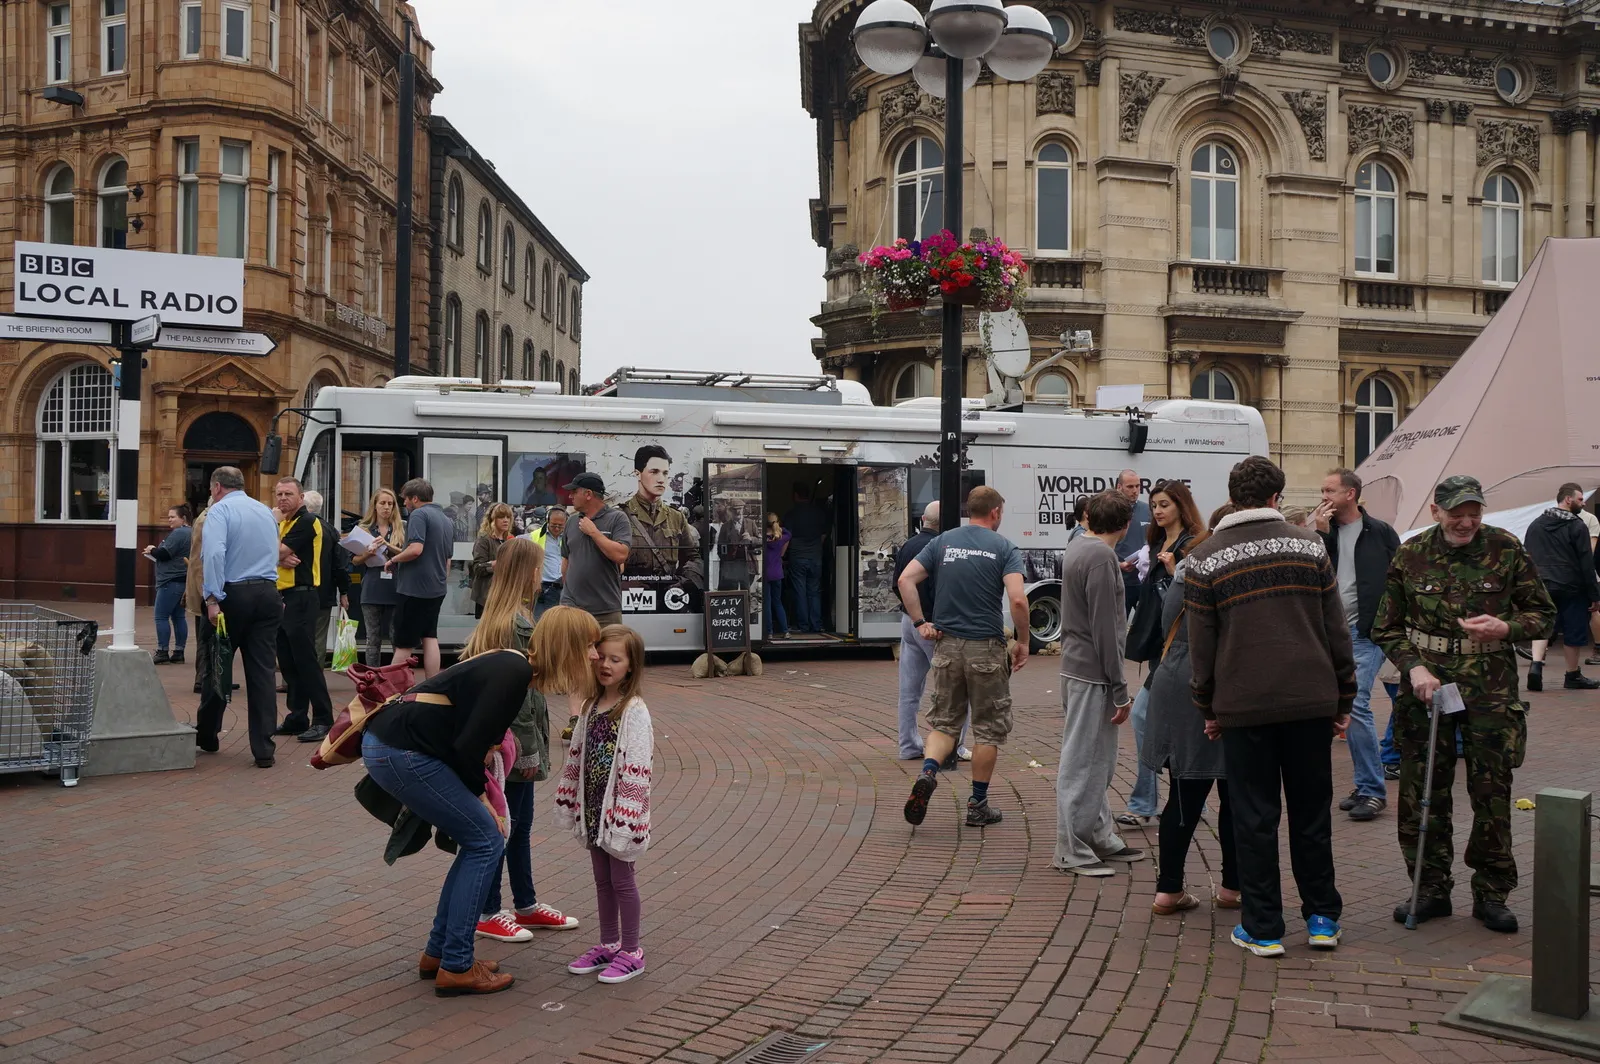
926 636 1013 747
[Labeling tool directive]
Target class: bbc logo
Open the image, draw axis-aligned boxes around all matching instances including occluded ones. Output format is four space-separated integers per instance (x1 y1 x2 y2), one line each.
19 254 94 278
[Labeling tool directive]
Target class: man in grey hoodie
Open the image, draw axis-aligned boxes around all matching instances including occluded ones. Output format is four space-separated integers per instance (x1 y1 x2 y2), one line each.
1054 492 1146 876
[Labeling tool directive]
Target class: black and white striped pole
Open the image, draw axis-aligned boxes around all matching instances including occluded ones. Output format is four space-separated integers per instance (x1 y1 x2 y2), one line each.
111 314 161 650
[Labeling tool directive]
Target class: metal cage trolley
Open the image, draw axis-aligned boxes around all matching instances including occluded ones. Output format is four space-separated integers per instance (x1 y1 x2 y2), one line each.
0 604 99 787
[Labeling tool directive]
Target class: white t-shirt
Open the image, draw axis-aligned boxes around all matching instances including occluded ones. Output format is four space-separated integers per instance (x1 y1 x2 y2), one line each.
1581 510 1599 541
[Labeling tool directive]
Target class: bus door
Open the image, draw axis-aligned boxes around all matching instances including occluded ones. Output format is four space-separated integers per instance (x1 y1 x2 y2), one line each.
421 436 508 641
856 465 911 642
703 459 766 643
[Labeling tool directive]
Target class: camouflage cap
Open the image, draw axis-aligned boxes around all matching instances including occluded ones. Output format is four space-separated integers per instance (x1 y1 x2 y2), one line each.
1434 475 1486 510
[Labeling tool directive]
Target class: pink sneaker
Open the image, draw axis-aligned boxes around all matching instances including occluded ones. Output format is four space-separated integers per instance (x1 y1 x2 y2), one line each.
567 944 618 975
516 902 579 930
597 948 645 984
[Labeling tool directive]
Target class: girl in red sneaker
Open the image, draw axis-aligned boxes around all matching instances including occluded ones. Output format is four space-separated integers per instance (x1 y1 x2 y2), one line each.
556 624 654 984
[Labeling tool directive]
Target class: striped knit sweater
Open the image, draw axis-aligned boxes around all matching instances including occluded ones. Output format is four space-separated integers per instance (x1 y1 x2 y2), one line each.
554 695 654 861
1184 508 1357 728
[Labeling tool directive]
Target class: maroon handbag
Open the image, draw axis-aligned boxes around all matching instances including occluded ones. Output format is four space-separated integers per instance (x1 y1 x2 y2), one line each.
309 660 416 769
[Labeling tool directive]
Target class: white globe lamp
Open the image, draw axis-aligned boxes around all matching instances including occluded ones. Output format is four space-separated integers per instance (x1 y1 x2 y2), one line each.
914 49 981 98
986 5 1056 82
852 0 930 77
926 0 1007 59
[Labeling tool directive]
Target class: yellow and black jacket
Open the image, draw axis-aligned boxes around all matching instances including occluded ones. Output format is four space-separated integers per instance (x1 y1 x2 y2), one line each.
277 507 325 591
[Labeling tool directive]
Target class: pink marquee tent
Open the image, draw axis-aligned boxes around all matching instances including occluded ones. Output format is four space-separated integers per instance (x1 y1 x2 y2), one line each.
1357 238 1600 533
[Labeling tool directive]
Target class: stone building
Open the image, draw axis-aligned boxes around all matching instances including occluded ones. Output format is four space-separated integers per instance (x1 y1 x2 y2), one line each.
801 0 1599 500
427 117 586 393
0 0 436 600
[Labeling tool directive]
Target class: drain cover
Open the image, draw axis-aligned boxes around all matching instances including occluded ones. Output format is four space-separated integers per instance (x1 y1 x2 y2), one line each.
722 1032 831 1064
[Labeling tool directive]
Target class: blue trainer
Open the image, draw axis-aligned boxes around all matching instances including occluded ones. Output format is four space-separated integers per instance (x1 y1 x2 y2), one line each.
1231 925 1285 958
1307 915 1341 950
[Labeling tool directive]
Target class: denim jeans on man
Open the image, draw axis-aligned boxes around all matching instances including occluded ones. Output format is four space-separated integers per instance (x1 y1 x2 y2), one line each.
1347 625 1387 799
1126 686 1161 817
360 732 504 973
789 557 822 633
483 779 535 915
154 582 188 654
897 614 968 759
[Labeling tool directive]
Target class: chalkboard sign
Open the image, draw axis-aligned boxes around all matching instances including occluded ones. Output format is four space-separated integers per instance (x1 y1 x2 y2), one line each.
704 590 750 655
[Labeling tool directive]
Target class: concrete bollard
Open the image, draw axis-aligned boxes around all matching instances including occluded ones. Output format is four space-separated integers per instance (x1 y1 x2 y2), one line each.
1532 788 1591 1020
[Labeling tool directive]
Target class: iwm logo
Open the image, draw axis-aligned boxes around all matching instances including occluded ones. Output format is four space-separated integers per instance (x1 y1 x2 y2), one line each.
19 253 94 279
623 588 656 613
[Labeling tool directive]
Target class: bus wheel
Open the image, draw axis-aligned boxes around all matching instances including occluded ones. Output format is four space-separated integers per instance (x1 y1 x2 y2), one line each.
1028 586 1063 654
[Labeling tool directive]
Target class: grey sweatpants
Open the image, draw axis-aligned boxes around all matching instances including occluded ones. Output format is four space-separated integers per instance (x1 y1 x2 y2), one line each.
1053 676 1126 870
897 613 967 759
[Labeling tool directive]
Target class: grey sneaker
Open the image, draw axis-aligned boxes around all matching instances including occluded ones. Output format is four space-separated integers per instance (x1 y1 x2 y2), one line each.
1098 845 1146 863
1060 862 1114 877
964 799 1002 827
1348 795 1386 821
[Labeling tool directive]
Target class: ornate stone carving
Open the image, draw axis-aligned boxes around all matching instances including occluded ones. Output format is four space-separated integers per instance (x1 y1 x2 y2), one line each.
1589 61 1600 87
1535 66 1558 95
1218 66 1240 103
1281 90 1327 161
1261 354 1290 369
827 244 861 270
1477 119 1541 172
1119 71 1167 142
1408 49 1494 87
1168 318 1289 347
1084 59 1102 87
1036 71 1076 117
1425 99 1447 123
1169 349 1201 366
1339 42 1367 77
1348 105 1414 159
1552 108 1595 136
1451 101 1474 124
1113 7 1204 47
879 84 944 140
842 88 868 128
1250 23 1333 58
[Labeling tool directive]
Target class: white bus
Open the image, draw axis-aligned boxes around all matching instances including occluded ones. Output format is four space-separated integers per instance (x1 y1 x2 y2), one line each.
286 369 1268 653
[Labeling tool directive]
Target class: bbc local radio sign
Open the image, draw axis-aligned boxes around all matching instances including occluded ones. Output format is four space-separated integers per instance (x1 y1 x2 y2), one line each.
12 242 244 328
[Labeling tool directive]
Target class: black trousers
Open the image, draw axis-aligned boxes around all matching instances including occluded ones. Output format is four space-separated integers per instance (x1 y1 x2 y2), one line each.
194 614 227 749
276 587 333 731
219 580 283 761
1221 718 1343 940
1157 776 1238 895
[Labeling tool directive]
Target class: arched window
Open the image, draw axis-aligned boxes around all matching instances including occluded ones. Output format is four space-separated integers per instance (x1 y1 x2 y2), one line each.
98 158 129 249
541 263 554 318
1355 377 1398 465
446 177 463 248
44 164 74 245
1189 143 1239 263
501 224 515 289
569 368 579 395
523 248 536 304
322 194 338 295
1191 368 1238 402
1355 161 1397 276
556 277 568 331
1482 173 1522 286
442 295 461 376
1036 142 1072 253
895 137 944 241
37 363 116 521
892 362 935 403
1032 372 1072 401
555 359 567 393
571 287 582 339
499 326 514 380
540 350 552 381
372 228 388 316
474 312 490 377
522 340 535 380
476 202 492 269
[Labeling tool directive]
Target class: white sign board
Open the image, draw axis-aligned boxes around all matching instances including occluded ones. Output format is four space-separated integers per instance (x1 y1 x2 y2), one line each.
154 326 276 357
1095 384 1146 409
0 315 113 344
12 241 244 328
129 314 161 346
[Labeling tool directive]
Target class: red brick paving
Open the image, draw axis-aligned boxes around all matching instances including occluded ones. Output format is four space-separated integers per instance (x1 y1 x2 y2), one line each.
0 602 1596 1062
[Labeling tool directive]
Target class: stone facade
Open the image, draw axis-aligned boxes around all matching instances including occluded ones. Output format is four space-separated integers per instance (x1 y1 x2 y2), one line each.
427 117 586 393
801 0 1596 501
0 0 436 600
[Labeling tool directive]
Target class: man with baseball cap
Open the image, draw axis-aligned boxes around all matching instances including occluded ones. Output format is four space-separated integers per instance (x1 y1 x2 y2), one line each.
560 471 632 626
1371 475 1555 934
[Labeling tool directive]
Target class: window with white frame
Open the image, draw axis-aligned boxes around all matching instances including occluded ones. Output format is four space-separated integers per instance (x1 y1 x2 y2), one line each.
1355 377 1398 464
523 248 535 304
1036 141 1071 253
446 177 463 249
267 0 279 71
1482 173 1522 286
37 364 117 522
322 196 337 294
1032 372 1072 401
44 164 75 245
101 0 127 75
522 340 534 380
476 203 492 270
499 327 514 380
474 313 490 378
219 141 248 259
893 362 935 402
556 277 567 331
501 225 515 290
541 263 553 317
180 1 201 58
266 151 282 267
47 3 71 84
178 139 199 253
223 0 249 61
1190 142 1239 263
1191 368 1238 402
325 50 339 119
895 137 944 241
1354 161 1397 277
443 295 461 375
98 158 128 249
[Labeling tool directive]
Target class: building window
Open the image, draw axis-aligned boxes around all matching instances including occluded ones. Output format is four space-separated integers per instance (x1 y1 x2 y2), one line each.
219 141 248 260
499 327 514 380
523 248 535 304
446 177 463 249
379 96 392 164
1366 48 1399 89
541 263 553 318
43 164 75 245
569 368 579 395
555 360 566 392
474 312 490 377
570 288 581 339
370 229 386 316
442 295 461 375
540 350 552 381
893 362 935 402
180 1 201 58
476 203 492 270
101 0 127 75
322 196 337 295
1495 63 1525 104
1354 161 1397 277
267 0 279 71
178 139 199 254
1036 142 1071 253
1032 372 1072 401
1190 368 1238 402
325 49 339 118
1047 13 1073 50
556 277 567 332
1207 23 1240 62
1355 377 1398 465
223 0 249 61
521 340 534 380
266 151 282 267
501 225 515 290
895 137 944 241
1482 173 1522 286
47 2 71 84
37 364 117 522
98 159 128 249
1190 142 1239 263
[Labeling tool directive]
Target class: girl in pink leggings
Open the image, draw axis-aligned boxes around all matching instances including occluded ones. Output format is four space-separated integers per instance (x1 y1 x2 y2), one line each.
554 624 654 984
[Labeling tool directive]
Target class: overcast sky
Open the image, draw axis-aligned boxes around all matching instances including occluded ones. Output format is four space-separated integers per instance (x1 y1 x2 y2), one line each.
420 0 827 383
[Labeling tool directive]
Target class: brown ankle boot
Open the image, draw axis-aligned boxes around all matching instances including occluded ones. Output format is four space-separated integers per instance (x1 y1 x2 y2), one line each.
418 953 500 980
434 959 514 996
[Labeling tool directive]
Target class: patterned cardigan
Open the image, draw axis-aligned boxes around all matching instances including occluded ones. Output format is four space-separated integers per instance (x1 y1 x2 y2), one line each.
553 695 654 862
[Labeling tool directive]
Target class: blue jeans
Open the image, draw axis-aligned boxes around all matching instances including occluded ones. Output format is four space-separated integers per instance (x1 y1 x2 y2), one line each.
361 733 504 973
483 779 535 915
1380 682 1401 766
534 582 562 623
1128 686 1160 817
1347 627 1387 799
154 582 188 653
766 576 789 637
789 557 822 633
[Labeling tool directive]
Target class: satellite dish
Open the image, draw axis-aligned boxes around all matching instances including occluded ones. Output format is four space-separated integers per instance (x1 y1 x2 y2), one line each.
982 309 1031 378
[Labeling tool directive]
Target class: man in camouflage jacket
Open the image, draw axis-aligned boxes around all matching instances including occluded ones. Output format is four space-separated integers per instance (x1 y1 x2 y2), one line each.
1371 475 1554 934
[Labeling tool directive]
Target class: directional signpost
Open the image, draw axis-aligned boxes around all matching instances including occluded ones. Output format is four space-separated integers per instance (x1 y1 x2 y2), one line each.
154 325 276 357
0 315 114 343
129 314 161 347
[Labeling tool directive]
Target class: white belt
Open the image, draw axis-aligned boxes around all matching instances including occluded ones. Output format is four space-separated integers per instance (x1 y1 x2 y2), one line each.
1407 628 1506 655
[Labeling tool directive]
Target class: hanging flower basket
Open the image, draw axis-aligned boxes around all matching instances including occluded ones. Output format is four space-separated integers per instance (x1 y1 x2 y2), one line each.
886 291 929 312
860 239 933 314
924 230 1029 313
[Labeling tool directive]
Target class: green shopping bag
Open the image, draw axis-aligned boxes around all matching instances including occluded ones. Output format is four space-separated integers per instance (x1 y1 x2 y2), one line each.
331 611 360 673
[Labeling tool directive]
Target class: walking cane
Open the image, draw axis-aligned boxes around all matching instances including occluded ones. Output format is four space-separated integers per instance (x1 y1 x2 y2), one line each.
1404 689 1444 931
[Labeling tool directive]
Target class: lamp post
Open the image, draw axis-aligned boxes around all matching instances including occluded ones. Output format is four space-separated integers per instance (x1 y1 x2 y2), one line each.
853 0 1054 532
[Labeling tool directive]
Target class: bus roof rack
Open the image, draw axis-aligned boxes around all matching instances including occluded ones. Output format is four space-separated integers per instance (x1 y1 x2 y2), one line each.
589 367 843 406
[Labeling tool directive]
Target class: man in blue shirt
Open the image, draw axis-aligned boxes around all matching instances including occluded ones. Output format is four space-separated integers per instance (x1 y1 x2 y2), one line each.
1114 470 1151 614
200 466 284 767
529 507 566 621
